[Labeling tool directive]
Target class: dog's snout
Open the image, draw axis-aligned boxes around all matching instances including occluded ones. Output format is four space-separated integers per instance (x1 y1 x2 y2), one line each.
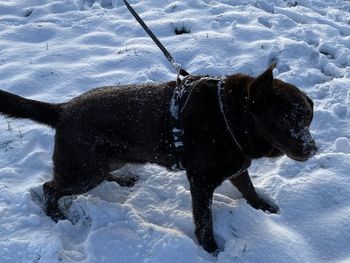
299 128 317 156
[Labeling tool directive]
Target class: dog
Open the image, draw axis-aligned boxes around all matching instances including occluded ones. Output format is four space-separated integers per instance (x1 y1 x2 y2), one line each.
0 64 317 253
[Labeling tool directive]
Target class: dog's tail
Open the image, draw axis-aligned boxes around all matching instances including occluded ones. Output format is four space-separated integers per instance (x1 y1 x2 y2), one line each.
0 90 61 127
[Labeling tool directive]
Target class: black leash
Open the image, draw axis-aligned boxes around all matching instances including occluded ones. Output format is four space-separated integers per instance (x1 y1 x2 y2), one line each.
122 0 189 77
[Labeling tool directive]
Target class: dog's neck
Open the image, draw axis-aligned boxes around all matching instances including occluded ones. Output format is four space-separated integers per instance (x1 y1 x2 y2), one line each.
222 74 283 159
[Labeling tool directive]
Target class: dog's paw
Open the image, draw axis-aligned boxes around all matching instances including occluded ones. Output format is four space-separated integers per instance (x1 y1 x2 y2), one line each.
47 208 66 223
197 233 219 254
30 187 67 222
247 195 279 214
202 239 219 255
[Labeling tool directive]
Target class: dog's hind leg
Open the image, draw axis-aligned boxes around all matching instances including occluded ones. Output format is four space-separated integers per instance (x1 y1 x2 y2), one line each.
43 180 66 222
43 167 109 222
230 171 279 213
42 134 111 222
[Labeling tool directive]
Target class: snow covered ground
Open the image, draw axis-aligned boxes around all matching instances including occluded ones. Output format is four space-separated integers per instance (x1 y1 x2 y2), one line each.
1 0 350 262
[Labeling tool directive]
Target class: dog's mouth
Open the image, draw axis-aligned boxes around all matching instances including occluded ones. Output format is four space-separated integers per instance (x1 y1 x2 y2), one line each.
287 152 314 162
274 140 318 162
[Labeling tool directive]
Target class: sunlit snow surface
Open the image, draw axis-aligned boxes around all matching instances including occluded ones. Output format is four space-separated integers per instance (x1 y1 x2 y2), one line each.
0 0 350 262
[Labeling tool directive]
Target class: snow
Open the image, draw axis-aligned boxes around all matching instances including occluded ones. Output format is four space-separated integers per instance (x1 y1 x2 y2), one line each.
0 0 350 262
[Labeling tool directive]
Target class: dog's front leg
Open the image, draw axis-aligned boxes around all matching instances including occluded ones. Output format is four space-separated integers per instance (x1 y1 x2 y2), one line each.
230 171 279 213
187 174 218 254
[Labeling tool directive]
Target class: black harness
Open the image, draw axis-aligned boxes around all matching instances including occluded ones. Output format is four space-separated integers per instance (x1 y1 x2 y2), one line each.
170 75 202 169
170 76 251 175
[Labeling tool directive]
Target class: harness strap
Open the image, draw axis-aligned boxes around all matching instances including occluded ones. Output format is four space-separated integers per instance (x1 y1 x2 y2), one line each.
170 75 202 169
217 78 244 152
217 79 251 176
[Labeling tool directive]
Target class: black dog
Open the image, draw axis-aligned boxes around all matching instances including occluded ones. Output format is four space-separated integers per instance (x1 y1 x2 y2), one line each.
0 64 317 253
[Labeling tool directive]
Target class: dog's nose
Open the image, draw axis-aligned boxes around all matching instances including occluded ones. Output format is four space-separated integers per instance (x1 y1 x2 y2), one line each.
305 141 318 157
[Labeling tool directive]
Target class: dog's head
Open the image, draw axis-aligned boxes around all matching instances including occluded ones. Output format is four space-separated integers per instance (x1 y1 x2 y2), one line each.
247 64 318 161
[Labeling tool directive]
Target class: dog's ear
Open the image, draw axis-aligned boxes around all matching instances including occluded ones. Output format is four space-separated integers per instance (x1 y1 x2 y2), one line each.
247 63 276 108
